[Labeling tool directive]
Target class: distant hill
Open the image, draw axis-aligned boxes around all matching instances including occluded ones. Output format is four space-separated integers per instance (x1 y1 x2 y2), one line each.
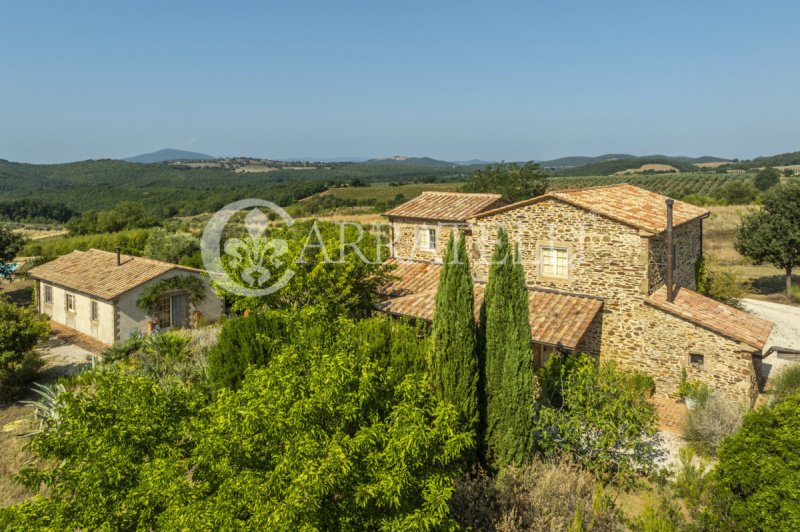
124 149 215 163
537 154 636 169
553 156 700 176
735 150 800 169
366 156 458 168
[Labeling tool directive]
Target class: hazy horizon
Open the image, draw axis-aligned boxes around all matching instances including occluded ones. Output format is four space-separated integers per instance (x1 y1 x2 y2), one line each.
2 0 799 164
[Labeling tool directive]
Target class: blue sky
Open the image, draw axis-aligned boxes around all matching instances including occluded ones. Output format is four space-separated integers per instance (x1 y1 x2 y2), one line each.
1 0 798 163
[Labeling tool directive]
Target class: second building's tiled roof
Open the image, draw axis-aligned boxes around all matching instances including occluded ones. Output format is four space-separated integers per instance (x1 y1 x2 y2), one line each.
646 285 773 350
474 184 709 234
383 191 506 222
378 259 603 350
28 249 203 301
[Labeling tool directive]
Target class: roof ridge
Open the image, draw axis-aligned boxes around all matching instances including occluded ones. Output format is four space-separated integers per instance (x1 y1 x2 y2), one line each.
553 182 641 195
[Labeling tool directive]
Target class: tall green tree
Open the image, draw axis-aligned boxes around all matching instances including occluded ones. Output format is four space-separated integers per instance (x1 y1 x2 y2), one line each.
463 162 548 201
753 167 781 191
735 181 800 295
483 226 535 465
430 232 479 437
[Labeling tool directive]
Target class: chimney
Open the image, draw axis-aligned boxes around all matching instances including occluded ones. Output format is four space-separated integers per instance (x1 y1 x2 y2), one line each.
116 247 121 266
665 199 674 302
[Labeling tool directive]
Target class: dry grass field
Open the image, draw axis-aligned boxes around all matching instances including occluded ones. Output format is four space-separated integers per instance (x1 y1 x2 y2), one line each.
614 164 679 175
694 161 731 169
704 205 796 303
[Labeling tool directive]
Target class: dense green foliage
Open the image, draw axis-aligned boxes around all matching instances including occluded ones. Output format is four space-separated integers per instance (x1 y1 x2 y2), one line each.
536 354 660 484
462 161 548 201
736 181 800 295
549 172 755 201
206 313 289 389
220 220 393 318
706 394 800 530
0 310 471 529
0 159 473 217
65 201 159 235
22 228 151 258
430 233 479 437
753 167 782 191
0 199 76 223
142 228 200 264
483 227 535 466
0 297 50 402
720 179 758 204
553 156 696 176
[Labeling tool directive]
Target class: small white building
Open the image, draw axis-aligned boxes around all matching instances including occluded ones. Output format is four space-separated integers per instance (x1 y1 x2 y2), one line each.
29 249 225 345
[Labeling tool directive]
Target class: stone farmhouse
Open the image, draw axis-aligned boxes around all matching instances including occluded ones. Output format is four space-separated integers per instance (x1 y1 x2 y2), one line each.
379 184 773 407
28 249 225 346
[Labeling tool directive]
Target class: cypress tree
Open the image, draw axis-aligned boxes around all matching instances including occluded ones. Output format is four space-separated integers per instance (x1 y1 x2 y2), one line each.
484 227 535 465
430 232 479 436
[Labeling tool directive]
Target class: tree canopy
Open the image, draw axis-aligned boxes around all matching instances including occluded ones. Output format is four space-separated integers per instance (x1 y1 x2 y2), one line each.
735 180 800 294
0 310 471 529
462 162 548 201
0 225 25 279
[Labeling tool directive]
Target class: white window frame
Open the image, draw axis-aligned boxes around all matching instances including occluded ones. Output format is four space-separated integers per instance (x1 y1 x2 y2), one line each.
417 227 437 252
540 246 569 279
65 293 76 313
90 300 99 322
43 284 53 304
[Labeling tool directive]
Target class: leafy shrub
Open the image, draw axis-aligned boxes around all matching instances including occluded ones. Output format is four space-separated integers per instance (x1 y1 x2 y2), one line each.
720 179 757 204
768 364 800 405
100 330 145 362
206 312 290 389
449 459 621 531
706 268 745 308
704 394 800 530
536 354 661 484
673 448 710 518
695 255 708 295
791 285 800 304
622 370 656 398
0 297 50 402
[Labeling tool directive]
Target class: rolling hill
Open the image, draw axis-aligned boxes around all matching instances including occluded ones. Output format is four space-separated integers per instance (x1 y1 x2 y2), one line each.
124 149 216 163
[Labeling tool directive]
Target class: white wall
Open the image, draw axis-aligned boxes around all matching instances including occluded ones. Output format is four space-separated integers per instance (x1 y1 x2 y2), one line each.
39 282 116 344
116 270 224 341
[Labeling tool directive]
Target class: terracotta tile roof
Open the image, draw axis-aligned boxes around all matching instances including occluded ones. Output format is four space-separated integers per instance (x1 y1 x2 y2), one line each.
383 191 506 222
646 286 773 350
474 184 709 234
378 259 603 350
28 249 203 301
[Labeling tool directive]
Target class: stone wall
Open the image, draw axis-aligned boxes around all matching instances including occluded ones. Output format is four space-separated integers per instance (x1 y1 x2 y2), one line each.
646 219 702 294
390 219 466 262
634 303 759 407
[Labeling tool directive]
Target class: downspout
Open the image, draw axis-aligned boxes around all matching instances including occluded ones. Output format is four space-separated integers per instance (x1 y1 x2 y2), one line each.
666 199 674 302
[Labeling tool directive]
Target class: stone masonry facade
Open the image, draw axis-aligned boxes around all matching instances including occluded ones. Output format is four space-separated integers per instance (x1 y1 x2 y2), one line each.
388 195 763 407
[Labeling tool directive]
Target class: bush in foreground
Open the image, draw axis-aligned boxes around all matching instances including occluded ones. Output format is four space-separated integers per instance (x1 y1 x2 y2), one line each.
0 297 49 402
0 310 469 530
683 394 743 457
449 459 621 531
704 394 800 529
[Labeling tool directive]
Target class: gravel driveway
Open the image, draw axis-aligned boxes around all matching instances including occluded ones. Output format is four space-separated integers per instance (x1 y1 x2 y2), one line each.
741 298 800 384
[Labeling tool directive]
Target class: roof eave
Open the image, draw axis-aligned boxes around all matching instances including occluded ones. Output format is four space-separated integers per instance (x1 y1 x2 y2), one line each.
643 298 769 351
